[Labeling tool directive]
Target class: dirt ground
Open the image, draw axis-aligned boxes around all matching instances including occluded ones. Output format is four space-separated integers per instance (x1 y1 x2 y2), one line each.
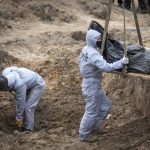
0 0 150 149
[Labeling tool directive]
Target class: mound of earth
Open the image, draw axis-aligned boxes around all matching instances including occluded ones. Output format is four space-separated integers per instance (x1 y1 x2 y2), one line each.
78 0 108 19
0 0 77 23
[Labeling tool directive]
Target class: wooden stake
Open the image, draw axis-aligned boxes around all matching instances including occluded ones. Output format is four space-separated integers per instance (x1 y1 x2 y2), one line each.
131 0 144 47
101 0 113 54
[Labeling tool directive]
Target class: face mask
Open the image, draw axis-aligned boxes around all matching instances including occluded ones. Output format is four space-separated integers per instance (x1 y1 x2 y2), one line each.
96 40 102 48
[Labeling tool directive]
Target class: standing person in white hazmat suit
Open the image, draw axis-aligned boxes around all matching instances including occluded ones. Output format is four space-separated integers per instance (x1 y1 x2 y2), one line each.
79 29 129 142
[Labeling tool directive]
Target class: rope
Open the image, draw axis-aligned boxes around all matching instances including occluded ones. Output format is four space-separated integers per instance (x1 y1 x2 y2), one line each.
144 0 150 16
122 0 128 74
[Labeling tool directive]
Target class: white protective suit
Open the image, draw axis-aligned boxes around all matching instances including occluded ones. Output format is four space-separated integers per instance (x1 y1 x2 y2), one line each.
2 66 45 131
79 29 125 141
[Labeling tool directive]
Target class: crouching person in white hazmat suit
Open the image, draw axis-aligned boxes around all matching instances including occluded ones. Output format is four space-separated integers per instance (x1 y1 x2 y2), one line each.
79 29 129 142
0 66 45 132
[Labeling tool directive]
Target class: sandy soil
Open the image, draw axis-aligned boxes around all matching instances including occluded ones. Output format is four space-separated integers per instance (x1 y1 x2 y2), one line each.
0 0 150 149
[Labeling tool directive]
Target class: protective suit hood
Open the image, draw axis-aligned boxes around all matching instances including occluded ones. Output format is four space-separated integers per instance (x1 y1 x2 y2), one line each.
86 29 101 48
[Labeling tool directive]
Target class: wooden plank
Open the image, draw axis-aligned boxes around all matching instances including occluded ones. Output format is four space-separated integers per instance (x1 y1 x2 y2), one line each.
111 71 150 80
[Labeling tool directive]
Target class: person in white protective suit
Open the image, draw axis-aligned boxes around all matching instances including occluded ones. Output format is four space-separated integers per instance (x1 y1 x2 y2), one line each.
0 66 45 132
79 29 129 142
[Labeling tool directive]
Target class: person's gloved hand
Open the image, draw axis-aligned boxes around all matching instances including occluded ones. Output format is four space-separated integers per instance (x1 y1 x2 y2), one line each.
121 56 129 65
16 119 24 132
